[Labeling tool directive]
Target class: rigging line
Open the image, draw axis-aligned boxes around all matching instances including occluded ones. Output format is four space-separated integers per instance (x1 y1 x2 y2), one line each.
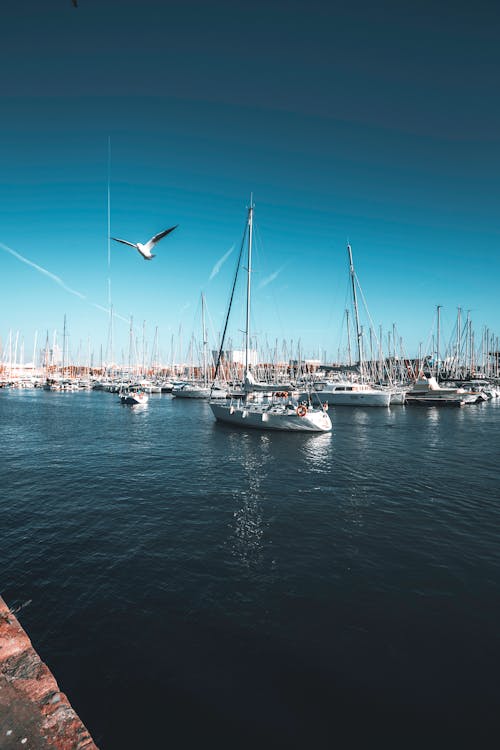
352 272 395 383
354 275 391 380
253 219 287 343
337 307 348 362
353 273 383 349
336 269 352 358
211 219 248 391
205 304 222 368
107 136 112 309
397 333 416 381
417 310 438 377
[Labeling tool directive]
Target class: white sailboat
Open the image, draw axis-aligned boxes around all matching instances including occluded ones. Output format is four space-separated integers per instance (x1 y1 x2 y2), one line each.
209 200 332 433
320 244 390 407
173 293 227 399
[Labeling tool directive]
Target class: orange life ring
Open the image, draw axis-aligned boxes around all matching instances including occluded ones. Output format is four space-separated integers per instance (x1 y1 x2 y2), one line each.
296 404 307 417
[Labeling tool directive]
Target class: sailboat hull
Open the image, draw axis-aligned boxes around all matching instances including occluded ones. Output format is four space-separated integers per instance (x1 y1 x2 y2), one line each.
300 386 391 406
321 390 391 406
210 402 332 432
173 384 227 399
173 385 211 399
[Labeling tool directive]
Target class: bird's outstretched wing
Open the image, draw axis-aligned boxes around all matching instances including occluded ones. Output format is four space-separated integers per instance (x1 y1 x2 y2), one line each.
150 225 179 245
111 237 137 249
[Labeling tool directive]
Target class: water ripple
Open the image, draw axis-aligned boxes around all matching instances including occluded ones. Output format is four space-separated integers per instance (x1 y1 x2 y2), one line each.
1 390 500 746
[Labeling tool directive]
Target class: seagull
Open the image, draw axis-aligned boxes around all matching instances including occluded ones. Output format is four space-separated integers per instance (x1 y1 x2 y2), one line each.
111 225 178 260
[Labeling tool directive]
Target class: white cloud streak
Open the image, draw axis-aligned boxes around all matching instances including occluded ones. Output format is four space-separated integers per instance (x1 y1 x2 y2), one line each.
258 265 286 289
209 245 234 280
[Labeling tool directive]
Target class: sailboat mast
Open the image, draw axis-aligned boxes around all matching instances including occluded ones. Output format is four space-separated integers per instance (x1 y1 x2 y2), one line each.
107 136 112 310
142 320 146 377
62 314 67 377
347 244 362 374
44 331 49 378
346 309 352 366
128 316 133 376
201 293 208 386
436 304 442 379
13 332 19 373
152 325 159 375
32 330 38 374
110 305 114 375
245 198 254 376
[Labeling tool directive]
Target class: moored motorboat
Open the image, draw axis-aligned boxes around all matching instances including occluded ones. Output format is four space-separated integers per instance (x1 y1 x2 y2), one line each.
119 389 149 406
172 382 227 399
405 377 476 406
172 382 208 398
302 380 391 407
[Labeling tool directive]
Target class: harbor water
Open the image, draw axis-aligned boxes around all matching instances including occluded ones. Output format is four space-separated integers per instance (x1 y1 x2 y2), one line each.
1 389 499 747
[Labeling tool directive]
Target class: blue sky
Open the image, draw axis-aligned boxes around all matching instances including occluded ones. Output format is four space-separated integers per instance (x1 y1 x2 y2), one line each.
1 1 499 365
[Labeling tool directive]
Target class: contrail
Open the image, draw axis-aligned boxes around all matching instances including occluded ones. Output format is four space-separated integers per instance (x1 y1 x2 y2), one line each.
0 241 86 300
0 240 130 324
259 265 286 289
91 303 129 324
209 245 234 280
